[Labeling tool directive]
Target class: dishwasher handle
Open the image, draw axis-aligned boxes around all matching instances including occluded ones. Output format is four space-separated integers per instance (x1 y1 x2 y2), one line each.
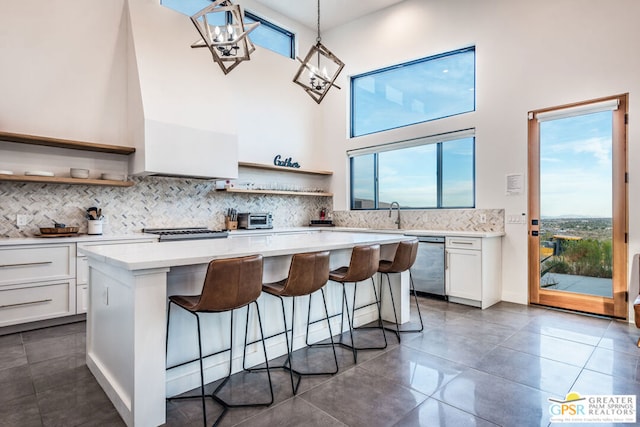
410 236 445 244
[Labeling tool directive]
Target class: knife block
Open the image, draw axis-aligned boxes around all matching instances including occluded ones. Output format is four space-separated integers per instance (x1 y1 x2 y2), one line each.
225 218 238 230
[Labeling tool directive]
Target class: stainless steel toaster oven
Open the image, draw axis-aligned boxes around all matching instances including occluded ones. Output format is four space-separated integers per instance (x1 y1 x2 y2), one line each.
237 212 273 229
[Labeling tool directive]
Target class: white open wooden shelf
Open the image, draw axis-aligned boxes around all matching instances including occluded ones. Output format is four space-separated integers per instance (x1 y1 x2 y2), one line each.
238 161 333 176
0 131 135 187
218 188 332 197
227 161 334 196
0 174 133 187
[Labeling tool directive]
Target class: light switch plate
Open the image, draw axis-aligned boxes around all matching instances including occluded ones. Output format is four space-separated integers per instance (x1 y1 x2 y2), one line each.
507 214 527 224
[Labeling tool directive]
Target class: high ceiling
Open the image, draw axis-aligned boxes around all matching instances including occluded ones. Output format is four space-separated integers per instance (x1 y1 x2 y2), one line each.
253 0 405 31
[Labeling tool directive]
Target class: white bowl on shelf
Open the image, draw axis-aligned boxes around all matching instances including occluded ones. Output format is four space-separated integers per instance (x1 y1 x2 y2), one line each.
70 168 90 178
0 170 13 175
25 171 54 177
101 173 125 181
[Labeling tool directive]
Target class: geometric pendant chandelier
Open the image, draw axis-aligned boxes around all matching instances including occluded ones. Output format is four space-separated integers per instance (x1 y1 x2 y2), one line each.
190 0 260 75
293 0 345 103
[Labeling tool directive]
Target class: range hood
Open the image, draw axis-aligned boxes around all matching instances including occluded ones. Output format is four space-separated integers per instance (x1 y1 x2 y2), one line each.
130 119 238 180
125 0 239 180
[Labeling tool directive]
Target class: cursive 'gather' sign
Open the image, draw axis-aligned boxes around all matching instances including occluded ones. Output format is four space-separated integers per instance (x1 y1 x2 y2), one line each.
273 155 300 169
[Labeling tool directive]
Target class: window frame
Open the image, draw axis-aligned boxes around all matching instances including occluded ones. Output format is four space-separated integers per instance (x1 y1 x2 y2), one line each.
349 131 476 210
244 10 295 59
350 46 476 138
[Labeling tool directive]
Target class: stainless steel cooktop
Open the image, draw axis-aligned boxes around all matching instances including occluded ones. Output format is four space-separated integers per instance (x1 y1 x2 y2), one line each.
142 227 228 241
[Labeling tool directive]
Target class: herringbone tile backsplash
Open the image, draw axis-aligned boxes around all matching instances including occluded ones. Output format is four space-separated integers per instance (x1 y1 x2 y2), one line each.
0 177 503 238
332 209 504 232
0 177 331 237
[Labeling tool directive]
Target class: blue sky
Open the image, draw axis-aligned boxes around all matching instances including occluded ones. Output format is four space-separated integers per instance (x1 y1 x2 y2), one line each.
540 111 613 218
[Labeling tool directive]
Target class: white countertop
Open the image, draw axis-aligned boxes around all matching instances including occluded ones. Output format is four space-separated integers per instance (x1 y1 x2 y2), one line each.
79 231 413 271
0 227 503 247
0 232 158 247
229 227 504 238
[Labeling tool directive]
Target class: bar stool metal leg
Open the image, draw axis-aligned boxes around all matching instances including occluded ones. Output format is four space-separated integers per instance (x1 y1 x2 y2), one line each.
167 302 273 427
254 288 339 394
165 304 213 427
306 244 384 364
329 277 388 364
380 271 424 341
377 239 423 340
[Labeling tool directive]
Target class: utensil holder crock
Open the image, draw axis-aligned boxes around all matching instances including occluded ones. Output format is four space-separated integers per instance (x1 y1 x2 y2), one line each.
87 219 103 235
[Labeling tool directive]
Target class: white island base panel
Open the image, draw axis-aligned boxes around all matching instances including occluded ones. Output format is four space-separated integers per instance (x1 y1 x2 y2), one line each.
84 237 410 427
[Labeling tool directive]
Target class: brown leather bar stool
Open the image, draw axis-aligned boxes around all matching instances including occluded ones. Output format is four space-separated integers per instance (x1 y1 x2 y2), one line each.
378 239 423 342
254 251 338 394
165 254 273 427
320 244 385 364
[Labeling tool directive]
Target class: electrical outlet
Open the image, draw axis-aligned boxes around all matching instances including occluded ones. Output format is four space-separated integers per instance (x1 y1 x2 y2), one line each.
479 214 487 223
16 214 29 226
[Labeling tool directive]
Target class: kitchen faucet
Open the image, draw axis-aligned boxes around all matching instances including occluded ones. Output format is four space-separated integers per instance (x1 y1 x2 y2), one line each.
389 201 401 229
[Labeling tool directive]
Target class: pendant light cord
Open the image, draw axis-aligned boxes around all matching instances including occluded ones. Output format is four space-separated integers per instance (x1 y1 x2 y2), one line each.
316 0 321 43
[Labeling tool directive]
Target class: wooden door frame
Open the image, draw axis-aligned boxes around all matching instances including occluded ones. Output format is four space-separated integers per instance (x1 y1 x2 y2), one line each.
528 94 628 318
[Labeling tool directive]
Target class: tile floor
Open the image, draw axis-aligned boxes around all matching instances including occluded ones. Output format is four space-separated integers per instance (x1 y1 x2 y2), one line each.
1 298 639 427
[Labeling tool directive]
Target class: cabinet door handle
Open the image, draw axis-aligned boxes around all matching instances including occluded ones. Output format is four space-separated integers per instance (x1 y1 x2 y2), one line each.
449 241 474 245
0 298 53 309
0 261 53 268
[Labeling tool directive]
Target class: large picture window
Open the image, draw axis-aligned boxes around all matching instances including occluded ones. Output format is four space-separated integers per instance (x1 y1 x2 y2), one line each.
350 131 475 209
351 47 475 137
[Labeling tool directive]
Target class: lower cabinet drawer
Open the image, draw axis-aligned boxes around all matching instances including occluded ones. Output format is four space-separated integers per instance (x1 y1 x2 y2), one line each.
0 244 75 286
0 281 75 327
445 236 481 250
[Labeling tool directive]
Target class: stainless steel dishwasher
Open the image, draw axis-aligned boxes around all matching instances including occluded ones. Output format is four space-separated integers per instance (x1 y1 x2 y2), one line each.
405 235 446 298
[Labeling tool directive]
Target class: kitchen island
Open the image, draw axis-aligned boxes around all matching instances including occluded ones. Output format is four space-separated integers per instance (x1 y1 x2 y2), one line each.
79 231 414 427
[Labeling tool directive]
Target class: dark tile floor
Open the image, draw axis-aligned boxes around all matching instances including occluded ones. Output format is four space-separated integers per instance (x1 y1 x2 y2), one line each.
1 298 640 427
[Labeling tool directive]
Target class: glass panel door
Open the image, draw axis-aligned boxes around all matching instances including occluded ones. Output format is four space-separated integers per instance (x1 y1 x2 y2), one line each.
528 95 628 318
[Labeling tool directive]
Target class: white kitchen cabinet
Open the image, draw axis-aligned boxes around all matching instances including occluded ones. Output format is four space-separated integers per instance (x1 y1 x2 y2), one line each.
445 236 502 309
77 283 89 314
0 237 157 327
76 238 155 314
0 243 76 327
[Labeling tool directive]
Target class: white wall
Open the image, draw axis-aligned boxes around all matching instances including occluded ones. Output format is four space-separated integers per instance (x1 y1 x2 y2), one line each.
320 0 640 309
0 0 128 145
